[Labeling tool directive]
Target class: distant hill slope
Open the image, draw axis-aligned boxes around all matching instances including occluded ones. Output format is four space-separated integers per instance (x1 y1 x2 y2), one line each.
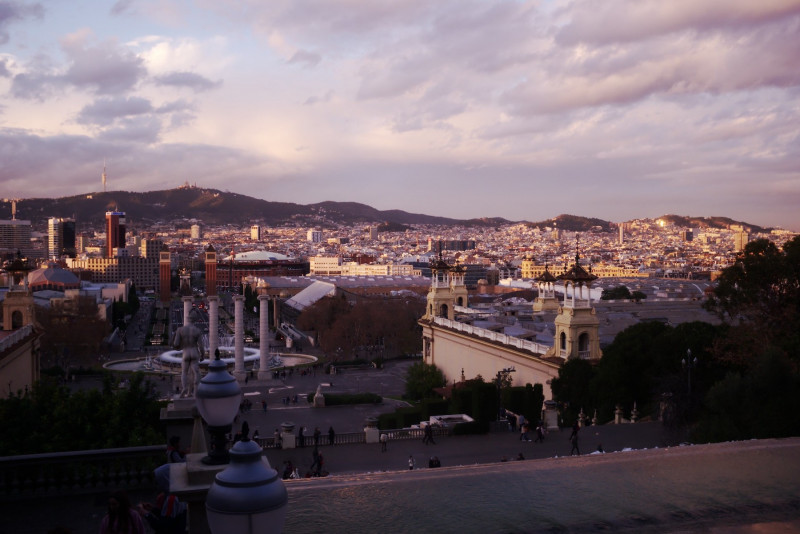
0 188 766 232
2 188 468 227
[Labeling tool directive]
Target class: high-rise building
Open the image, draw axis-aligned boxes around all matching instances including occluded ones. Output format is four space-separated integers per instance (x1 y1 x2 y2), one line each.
619 224 624 245
251 225 261 241
0 219 33 258
734 231 750 252
47 217 76 259
369 226 379 240
140 239 163 259
307 229 323 243
105 211 126 258
682 229 693 242
190 224 202 240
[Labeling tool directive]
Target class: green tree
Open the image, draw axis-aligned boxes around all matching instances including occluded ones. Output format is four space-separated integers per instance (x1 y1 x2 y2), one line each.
0 373 164 455
405 362 446 401
601 285 632 300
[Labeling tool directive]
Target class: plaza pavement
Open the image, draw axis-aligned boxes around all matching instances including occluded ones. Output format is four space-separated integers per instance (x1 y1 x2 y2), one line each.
1 360 684 534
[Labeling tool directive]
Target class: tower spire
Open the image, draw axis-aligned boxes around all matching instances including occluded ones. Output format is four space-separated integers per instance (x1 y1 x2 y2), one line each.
101 159 107 193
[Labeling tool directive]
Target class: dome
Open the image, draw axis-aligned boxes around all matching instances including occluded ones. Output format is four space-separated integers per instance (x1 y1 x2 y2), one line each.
27 262 80 291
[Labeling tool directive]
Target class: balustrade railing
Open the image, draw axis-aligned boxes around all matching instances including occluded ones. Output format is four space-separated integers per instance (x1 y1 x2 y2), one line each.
0 445 165 501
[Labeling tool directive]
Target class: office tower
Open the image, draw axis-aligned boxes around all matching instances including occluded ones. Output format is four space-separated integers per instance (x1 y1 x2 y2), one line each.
0 219 33 258
105 211 126 257
76 233 88 254
369 226 379 240
251 225 261 241
191 224 202 240
682 229 693 242
48 217 77 259
141 239 163 259
619 225 624 245
307 229 322 243
734 231 750 252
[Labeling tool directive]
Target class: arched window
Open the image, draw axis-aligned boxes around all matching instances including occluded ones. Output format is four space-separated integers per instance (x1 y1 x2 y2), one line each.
11 310 23 329
438 304 449 318
456 296 464 306
560 331 567 350
578 333 589 351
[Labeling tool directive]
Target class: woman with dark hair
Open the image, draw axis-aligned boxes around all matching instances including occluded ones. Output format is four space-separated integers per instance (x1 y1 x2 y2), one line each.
99 490 145 534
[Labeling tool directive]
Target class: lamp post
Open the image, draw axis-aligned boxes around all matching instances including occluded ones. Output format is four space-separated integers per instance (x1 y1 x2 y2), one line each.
682 348 698 399
206 421 288 534
196 351 242 465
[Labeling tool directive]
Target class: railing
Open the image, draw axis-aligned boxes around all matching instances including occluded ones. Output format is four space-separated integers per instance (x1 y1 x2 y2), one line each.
294 432 366 448
578 350 592 359
0 324 34 352
0 445 165 501
383 426 450 441
433 317 550 356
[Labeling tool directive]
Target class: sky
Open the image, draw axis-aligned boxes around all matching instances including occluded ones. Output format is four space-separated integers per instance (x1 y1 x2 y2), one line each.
1 0 799 230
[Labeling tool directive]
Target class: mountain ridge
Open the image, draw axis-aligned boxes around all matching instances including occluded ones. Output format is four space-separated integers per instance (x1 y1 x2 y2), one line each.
0 187 768 233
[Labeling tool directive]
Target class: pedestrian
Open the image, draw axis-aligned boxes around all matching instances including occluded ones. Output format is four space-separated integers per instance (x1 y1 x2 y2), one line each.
408 455 415 470
328 426 335 445
310 447 321 474
380 432 388 452
313 427 321 446
569 422 580 456
261 399 267 412
100 490 146 534
517 452 525 461
422 424 436 445
534 422 545 443
520 422 530 442
298 426 305 447
273 428 282 449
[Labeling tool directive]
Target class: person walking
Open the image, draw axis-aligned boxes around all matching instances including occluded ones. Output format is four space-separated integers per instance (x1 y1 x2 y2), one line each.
408 455 415 470
380 432 388 452
534 422 545 443
313 427 321 446
328 426 335 446
422 424 436 445
298 426 305 447
569 422 580 456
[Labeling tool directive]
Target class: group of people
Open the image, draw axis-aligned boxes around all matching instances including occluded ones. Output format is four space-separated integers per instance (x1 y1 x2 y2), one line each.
99 437 188 534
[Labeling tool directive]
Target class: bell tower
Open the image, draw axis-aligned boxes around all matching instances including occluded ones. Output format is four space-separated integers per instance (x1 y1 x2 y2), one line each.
533 263 560 312
424 254 457 320
547 251 602 360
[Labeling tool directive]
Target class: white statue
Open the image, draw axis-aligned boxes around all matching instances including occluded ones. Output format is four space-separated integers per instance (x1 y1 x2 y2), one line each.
173 322 204 398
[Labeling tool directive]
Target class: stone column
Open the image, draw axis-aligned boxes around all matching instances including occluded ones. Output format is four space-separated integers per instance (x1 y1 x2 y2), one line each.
182 295 192 327
234 295 245 382
258 294 270 379
207 295 219 359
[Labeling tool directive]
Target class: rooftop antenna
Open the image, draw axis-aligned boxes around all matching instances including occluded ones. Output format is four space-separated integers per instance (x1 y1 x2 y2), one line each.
101 159 107 193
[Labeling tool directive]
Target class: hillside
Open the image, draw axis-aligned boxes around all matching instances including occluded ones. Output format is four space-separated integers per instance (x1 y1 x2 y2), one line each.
0 188 766 233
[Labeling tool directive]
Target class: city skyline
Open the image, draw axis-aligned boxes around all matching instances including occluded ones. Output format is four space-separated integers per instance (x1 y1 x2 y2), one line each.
1 1 799 231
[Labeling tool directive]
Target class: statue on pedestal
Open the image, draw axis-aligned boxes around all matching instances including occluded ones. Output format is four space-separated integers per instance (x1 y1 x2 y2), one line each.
173 322 204 397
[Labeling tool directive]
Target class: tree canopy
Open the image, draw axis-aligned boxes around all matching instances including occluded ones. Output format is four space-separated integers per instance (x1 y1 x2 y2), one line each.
0 373 164 455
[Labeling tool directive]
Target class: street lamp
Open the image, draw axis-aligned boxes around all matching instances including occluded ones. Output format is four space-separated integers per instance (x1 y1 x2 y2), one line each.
682 348 698 398
196 351 242 465
206 422 288 534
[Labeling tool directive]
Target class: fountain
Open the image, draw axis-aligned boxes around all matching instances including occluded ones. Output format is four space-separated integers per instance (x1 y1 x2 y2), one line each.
104 333 317 373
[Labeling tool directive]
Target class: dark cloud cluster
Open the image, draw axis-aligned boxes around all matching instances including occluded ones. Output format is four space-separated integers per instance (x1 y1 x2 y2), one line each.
154 71 222 92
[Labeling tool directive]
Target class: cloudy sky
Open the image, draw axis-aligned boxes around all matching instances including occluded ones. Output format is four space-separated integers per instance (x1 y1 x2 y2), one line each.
1 0 799 230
